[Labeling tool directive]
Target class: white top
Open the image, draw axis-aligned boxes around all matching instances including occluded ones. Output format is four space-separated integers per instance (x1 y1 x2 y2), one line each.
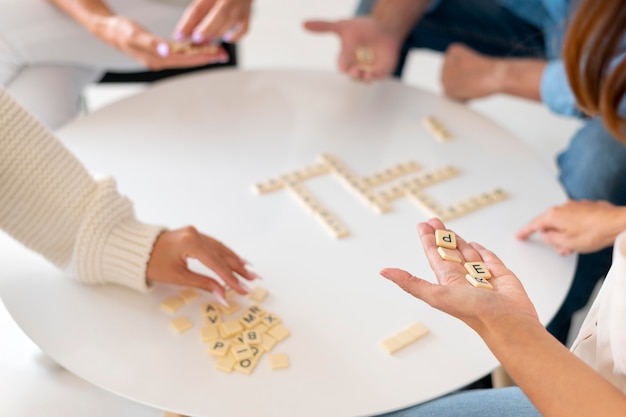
0 87 164 292
571 231 626 393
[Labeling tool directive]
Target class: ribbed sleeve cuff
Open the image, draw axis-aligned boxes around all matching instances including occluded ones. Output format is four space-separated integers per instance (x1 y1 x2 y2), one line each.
100 220 165 292
70 178 165 293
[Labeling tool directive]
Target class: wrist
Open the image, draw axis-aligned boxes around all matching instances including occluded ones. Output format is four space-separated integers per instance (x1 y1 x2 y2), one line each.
370 0 431 43
494 58 545 101
475 311 543 348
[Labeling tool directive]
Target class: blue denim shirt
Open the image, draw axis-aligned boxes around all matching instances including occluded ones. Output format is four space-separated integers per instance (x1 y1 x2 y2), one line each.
429 0 579 117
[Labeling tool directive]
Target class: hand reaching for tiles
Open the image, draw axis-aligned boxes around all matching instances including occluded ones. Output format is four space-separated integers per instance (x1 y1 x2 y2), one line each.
146 226 256 300
303 17 401 82
380 218 538 333
516 199 626 255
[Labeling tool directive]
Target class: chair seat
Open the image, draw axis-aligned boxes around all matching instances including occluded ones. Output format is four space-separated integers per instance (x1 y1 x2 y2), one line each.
99 43 237 83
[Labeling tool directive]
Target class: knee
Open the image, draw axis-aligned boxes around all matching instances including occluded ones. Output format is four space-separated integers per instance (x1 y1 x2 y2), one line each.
557 117 626 204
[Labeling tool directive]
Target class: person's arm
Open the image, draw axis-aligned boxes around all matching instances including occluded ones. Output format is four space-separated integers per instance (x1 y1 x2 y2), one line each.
0 87 253 299
381 218 626 417
48 0 114 37
441 43 545 102
516 200 626 255
368 0 432 43
304 0 433 81
47 0 228 69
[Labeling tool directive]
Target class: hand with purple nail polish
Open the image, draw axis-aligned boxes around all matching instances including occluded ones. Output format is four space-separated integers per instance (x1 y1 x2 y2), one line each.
174 0 253 45
49 0 230 71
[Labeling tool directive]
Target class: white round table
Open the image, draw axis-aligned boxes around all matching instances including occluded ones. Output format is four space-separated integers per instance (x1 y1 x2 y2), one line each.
0 69 575 417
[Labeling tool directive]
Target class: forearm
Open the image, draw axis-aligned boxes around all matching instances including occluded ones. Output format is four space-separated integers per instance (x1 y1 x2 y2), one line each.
0 88 162 291
495 58 546 102
370 0 431 42
480 315 626 416
48 0 115 37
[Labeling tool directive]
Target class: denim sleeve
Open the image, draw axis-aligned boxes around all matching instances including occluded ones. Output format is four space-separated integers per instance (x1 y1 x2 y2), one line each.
356 0 442 16
426 0 443 12
540 59 583 118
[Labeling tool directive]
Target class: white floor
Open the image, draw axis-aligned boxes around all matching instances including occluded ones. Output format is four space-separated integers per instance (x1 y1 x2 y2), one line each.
7 1 590 416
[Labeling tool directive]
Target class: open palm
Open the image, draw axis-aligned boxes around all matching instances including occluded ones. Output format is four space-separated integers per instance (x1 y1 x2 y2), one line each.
381 218 539 333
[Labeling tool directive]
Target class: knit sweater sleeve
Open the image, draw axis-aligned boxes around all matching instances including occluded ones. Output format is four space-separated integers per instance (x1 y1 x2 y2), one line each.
0 87 165 292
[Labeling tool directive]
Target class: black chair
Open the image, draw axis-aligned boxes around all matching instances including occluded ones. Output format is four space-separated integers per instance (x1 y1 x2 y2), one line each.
98 43 237 83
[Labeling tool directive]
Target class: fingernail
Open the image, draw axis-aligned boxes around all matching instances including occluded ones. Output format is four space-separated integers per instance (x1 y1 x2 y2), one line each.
156 42 170 57
245 266 262 280
238 279 252 293
214 292 229 308
222 32 234 43
191 32 204 44
174 32 186 42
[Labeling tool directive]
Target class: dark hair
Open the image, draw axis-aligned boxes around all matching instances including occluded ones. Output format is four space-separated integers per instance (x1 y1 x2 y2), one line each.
564 0 626 141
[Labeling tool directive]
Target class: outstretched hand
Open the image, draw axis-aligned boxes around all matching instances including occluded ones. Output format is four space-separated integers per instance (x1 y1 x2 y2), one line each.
303 17 401 82
380 218 538 332
516 199 625 255
147 226 257 301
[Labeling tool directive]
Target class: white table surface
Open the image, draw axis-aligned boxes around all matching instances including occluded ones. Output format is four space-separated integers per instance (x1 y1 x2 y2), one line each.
0 69 575 417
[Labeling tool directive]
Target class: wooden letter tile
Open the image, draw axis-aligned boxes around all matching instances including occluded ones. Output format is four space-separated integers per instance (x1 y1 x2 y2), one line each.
207 339 231 357
269 353 290 370
170 317 193 334
267 324 290 342
215 356 236 373
465 274 493 290
464 262 492 279
178 288 199 303
161 296 185 314
437 247 462 263
435 229 457 249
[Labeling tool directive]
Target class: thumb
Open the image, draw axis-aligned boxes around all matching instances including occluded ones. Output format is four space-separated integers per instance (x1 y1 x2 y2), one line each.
303 20 340 34
380 268 436 303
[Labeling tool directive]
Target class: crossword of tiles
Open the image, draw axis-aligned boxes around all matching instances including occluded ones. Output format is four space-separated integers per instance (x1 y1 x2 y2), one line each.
252 154 508 239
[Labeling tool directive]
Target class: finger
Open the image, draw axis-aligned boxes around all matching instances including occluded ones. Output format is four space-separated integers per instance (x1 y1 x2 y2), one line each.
540 230 571 251
380 268 444 307
194 248 249 295
422 218 481 263
417 219 469 284
175 0 216 40
200 235 248 270
557 247 574 256
223 20 249 43
179 269 226 298
339 42 359 74
468 242 513 276
303 20 339 35
516 212 555 240
194 6 231 41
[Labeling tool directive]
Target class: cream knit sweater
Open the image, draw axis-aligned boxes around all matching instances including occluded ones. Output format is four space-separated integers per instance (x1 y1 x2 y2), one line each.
0 88 164 292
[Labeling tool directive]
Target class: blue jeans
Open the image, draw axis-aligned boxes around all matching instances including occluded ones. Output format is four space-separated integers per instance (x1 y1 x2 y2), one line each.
378 387 541 417
357 0 626 344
